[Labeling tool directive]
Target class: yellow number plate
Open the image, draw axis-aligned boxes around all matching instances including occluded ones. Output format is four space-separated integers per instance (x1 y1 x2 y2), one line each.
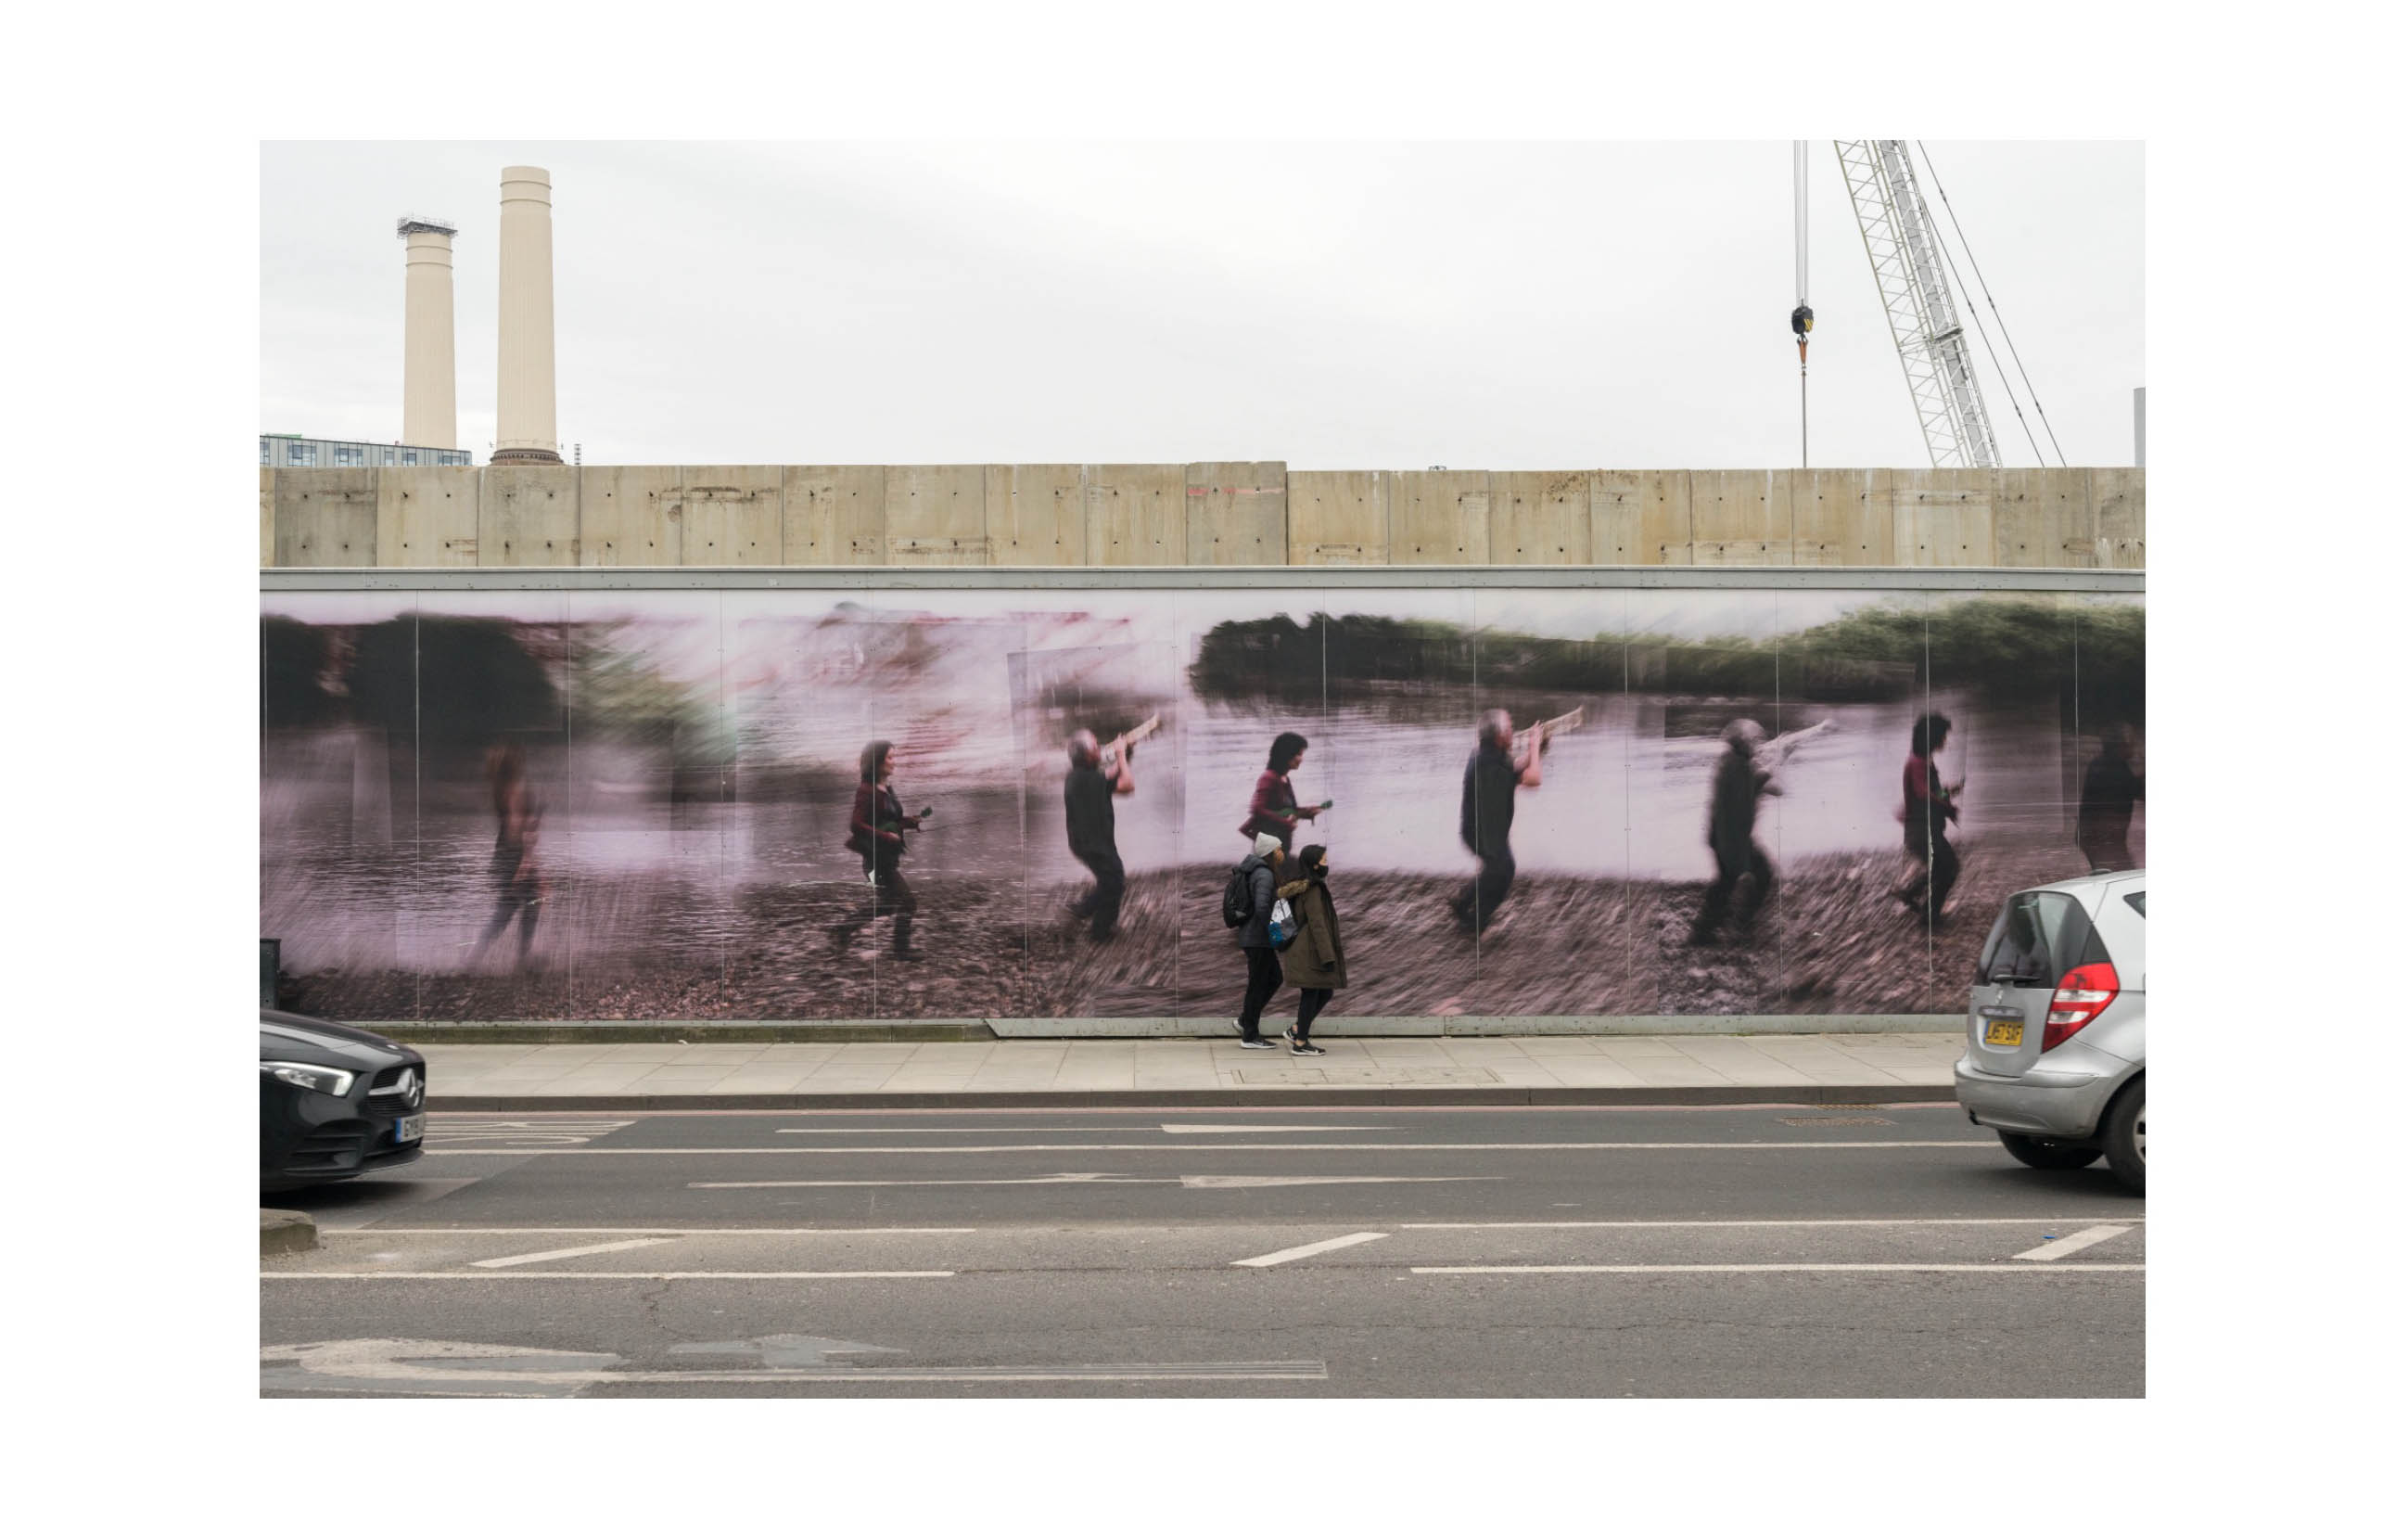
1983 1019 2024 1047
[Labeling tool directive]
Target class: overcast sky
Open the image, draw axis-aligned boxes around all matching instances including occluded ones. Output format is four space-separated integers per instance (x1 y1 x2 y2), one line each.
261 141 2140 469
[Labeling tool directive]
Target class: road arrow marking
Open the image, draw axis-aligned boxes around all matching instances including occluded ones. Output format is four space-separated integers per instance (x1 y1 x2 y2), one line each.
1233 1232 1390 1267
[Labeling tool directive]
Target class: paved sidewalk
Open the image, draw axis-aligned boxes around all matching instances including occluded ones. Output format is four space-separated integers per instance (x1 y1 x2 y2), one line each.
423 1032 1964 1109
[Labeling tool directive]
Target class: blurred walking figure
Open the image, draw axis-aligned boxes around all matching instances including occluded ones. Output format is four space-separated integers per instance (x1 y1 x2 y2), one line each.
472 743 543 971
835 740 929 961
1689 719 1778 946
1229 832 1287 1047
2077 723 2145 873
1277 844 1346 1055
1451 710 1545 935
1064 728 1137 940
1241 731 1321 852
1895 712 1964 925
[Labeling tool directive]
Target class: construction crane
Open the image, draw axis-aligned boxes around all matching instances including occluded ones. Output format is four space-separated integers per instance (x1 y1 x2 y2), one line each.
1829 140 2002 469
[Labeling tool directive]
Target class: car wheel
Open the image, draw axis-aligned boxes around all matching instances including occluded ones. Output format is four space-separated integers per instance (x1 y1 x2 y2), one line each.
2103 1082 2145 1194
1996 1131 2102 1171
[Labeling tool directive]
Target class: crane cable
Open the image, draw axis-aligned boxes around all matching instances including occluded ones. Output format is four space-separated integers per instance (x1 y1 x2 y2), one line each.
1914 141 2068 467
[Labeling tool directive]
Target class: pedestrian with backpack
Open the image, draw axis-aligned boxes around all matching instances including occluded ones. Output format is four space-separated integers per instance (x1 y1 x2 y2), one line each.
1276 843 1344 1055
1224 831 1286 1048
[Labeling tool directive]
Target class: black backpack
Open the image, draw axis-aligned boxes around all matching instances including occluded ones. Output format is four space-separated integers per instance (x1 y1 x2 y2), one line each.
1220 859 1257 928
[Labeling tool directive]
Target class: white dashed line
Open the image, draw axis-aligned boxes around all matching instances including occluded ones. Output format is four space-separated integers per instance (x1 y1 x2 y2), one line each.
2011 1225 2135 1261
1412 1263 2145 1275
1406 1216 2145 1230
469 1238 676 1269
1232 1233 1391 1268
1158 1125 1393 1134
425 1141 1985 1156
262 1271 956 1281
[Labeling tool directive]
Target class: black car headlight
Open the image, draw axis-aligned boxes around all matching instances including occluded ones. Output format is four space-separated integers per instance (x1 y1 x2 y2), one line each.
261 1061 356 1097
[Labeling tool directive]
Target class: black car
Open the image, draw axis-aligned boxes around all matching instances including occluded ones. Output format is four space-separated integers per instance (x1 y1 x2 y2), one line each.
261 1009 427 1192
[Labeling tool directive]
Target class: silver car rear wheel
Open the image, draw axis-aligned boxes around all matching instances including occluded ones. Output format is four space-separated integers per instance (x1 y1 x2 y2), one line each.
2103 1083 2146 1194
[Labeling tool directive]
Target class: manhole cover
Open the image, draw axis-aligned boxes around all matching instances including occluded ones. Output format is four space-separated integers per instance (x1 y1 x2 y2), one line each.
1777 1115 1896 1126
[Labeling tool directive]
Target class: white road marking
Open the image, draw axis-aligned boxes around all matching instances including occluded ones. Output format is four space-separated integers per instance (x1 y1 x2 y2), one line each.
1411 1263 2145 1275
425 1140 1986 1157
261 1337 1321 1386
308 1180 482 1230
685 1173 1499 1190
262 1271 956 1281
1182 1176 1497 1189
426 1120 634 1148
774 1127 1128 1134
690 1174 1166 1190
2011 1225 2135 1261
1159 1125 1392 1134
1232 1232 1391 1268
1406 1216 2147 1230
323 1227 975 1235
469 1238 676 1269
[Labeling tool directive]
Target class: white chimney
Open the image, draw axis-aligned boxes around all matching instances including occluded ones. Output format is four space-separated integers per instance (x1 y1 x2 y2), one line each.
492 166 562 465
397 217 458 451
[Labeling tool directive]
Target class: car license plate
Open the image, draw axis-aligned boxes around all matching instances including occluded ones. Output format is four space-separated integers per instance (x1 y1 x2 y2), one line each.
394 1114 425 1144
1983 1019 2023 1047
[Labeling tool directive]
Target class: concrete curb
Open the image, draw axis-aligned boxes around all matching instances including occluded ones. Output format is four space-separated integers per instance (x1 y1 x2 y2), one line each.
381 1015 1960 1046
261 1209 318 1256
428 1084 1956 1112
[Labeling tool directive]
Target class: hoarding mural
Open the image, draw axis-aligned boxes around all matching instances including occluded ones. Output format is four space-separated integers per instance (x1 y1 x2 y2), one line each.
261 586 2144 1023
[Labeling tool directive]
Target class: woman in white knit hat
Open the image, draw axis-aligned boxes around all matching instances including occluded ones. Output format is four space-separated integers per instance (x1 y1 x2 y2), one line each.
1231 831 1287 1047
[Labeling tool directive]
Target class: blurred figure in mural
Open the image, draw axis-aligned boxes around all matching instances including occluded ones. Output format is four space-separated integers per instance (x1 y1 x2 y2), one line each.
1689 719 1779 946
1894 712 1964 925
1451 710 1545 935
471 743 544 971
1064 728 1137 940
835 740 930 962
2077 723 2145 873
1241 731 1323 852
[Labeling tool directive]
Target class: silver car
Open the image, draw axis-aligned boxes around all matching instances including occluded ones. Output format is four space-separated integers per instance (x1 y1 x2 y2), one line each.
1954 869 2146 1192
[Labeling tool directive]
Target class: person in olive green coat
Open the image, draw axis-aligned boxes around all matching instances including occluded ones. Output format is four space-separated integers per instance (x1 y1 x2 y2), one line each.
1277 844 1345 1055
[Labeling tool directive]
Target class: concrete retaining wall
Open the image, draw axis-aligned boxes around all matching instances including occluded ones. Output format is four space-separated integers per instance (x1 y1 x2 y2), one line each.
261 465 2143 570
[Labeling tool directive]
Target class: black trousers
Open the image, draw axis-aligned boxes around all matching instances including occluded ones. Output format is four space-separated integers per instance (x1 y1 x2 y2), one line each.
1072 850 1126 937
1693 840 1775 940
479 879 540 961
1455 849 1517 931
1238 947 1285 1038
846 861 918 951
1902 832 1960 919
1293 987 1333 1039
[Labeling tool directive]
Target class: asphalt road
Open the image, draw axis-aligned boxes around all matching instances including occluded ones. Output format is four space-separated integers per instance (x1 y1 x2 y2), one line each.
262 1104 2144 1397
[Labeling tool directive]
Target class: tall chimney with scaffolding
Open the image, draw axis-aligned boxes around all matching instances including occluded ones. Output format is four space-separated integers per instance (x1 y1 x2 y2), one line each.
491 166 563 465
397 216 459 452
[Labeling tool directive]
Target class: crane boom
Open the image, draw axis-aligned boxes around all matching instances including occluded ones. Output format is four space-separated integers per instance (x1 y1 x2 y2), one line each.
1833 140 2000 468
